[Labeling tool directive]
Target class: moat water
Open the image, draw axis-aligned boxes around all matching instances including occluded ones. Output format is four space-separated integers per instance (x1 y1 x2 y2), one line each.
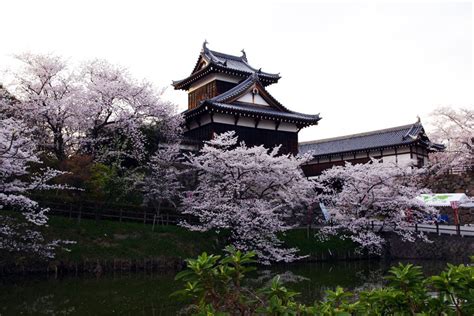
0 259 455 315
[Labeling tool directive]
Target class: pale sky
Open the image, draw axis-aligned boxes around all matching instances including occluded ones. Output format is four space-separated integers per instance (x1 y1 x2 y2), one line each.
0 0 472 141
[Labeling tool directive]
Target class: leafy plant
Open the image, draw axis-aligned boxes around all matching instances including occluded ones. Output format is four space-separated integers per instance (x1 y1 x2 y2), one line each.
173 250 474 315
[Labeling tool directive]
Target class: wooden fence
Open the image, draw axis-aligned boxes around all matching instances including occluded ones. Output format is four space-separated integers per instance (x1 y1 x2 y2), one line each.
34 196 191 225
37 196 474 238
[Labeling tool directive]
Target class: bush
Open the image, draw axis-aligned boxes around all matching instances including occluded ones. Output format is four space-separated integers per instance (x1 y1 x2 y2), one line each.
174 251 474 315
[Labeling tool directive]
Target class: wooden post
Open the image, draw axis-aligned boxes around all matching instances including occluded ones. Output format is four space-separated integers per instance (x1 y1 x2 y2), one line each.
415 223 418 232
119 209 123 222
95 202 100 222
435 221 439 235
77 203 83 224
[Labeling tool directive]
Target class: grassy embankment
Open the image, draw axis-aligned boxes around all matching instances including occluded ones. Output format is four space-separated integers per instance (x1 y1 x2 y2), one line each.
49 216 356 261
3 215 359 270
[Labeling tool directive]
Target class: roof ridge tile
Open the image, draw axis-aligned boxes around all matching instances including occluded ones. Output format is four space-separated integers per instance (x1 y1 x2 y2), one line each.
299 123 418 145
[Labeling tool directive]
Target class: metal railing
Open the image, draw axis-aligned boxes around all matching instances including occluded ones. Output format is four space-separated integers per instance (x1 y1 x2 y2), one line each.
370 221 474 237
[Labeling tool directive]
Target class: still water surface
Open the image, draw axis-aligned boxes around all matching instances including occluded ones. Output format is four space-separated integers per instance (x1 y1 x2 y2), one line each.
0 259 451 315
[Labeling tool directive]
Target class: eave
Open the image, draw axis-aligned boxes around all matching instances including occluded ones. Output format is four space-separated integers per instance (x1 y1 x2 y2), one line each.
183 101 320 128
172 64 280 90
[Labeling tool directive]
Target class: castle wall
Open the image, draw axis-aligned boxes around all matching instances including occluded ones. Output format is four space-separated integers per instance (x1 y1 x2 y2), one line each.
184 122 299 155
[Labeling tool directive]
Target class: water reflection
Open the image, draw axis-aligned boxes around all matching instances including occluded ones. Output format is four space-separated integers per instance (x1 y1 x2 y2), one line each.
0 259 456 315
1 272 181 315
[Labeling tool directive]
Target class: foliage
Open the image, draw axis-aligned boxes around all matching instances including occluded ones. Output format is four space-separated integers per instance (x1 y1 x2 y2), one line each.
7 53 80 161
430 262 474 315
179 131 315 264
172 246 259 314
86 163 138 204
175 250 474 315
137 144 184 217
315 159 437 254
4 53 181 163
78 59 182 163
428 106 473 174
0 116 71 258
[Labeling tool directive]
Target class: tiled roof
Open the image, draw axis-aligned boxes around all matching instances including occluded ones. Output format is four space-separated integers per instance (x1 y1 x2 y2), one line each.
299 122 443 157
172 42 280 90
209 74 257 102
204 48 280 79
205 101 320 124
209 73 289 112
183 74 320 126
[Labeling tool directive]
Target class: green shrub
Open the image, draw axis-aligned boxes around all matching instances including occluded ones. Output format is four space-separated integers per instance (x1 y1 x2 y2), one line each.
174 251 474 315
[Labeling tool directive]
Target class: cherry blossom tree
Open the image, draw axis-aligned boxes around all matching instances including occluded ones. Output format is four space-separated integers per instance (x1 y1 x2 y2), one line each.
0 116 70 258
5 53 182 163
428 106 473 174
78 59 181 163
8 53 81 161
179 132 314 264
137 144 184 230
315 159 437 255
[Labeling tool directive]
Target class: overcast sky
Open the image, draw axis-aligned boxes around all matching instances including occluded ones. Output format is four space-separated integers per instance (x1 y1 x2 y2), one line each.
0 0 471 141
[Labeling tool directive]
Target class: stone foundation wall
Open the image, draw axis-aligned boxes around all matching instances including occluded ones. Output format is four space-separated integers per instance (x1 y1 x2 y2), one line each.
384 233 474 262
425 170 474 224
428 170 474 196
437 206 474 224
0 257 185 276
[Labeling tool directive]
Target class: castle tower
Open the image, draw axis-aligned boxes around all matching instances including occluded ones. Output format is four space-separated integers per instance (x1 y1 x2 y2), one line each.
172 42 321 154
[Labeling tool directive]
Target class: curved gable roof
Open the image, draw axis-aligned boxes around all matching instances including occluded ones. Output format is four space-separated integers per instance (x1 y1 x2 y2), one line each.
299 122 444 157
172 42 281 90
183 74 321 126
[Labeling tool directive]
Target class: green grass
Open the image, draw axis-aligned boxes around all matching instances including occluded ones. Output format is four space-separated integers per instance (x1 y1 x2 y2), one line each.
3 214 356 264
44 216 223 262
47 217 356 262
281 229 357 258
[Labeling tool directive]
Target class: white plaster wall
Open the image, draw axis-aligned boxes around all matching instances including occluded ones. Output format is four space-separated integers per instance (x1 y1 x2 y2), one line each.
397 148 411 154
279 122 298 132
383 155 397 163
213 113 234 124
237 117 255 128
258 120 275 130
343 152 354 159
189 73 240 92
237 93 269 106
383 149 396 156
368 152 379 159
356 152 368 159
397 153 415 166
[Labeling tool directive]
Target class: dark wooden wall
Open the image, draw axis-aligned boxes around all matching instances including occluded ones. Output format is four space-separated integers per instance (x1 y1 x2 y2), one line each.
184 123 298 155
188 80 237 109
302 157 372 177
